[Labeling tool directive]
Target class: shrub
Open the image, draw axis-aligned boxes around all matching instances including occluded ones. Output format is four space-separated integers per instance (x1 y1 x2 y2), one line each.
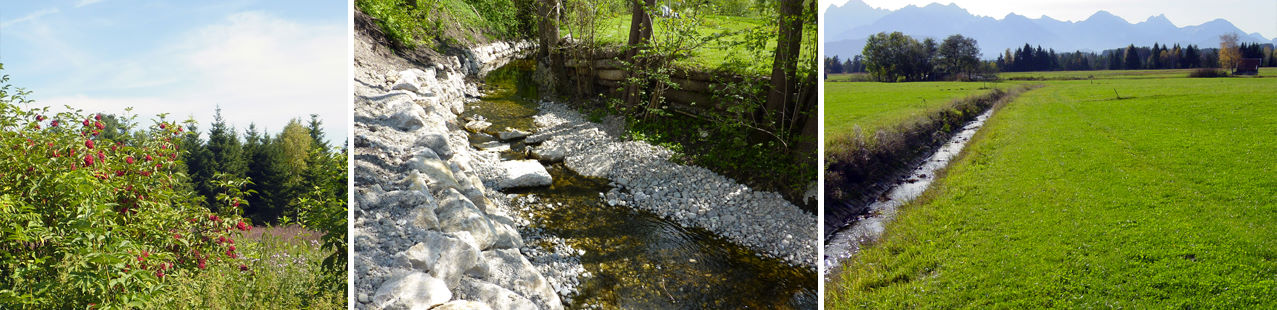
1188 68 1228 78
0 74 253 308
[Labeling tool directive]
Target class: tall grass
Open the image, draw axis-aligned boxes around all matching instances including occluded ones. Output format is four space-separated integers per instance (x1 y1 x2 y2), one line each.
148 225 343 309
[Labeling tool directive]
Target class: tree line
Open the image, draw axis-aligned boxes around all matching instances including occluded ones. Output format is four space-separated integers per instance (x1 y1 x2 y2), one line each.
998 42 1276 72
828 39 1275 77
835 32 991 82
99 107 346 225
183 108 345 225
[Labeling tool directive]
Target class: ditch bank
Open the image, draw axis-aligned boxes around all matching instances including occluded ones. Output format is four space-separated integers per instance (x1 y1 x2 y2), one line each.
822 86 1031 272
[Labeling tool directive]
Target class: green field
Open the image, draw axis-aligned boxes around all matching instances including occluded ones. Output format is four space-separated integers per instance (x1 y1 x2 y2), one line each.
584 14 814 74
827 72 1277 307
823 81 998 142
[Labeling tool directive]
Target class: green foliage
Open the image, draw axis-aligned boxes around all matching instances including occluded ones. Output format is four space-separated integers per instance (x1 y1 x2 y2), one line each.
0 64 346 308
828 72 1277 307
0 97 253 307
296 146 349 293
357 0 537 49
149 226 344 309
356 0 442 49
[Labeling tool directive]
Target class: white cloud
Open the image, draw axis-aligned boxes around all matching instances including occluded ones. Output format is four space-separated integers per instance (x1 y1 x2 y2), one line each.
34 11 348 145
1 8 60 28
74 0 106 8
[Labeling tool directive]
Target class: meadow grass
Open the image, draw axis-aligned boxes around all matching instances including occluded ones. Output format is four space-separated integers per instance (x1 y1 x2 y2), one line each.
585 14 815 75
149 225 344 309
827 73 1277 308
823 81 1000 143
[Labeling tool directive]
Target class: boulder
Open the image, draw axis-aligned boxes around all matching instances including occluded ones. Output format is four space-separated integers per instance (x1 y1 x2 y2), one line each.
529 140 567 163
433 301 494 310
371 272 451 310
454 277 540 310
403 231 482 286
435 189 497 249
496 128 529 140
481 249 563 309
496 160 552 189
465 119 492 132
410 156 462 195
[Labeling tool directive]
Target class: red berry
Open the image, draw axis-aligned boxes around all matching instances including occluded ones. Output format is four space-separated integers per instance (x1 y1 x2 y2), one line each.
155 270 164 278
198 259 206 269
160 123 167 129
95 114 101 121
236 221 250 231
97 151 105 161
239 264 248 271
174 233 181 239
51 120 59 127
229 245 236 252
85 139 94 149
145 154 153 161
95 121 104 130
83 119 90 127
126 157 134 164
84 154 95 166
35 115 44 121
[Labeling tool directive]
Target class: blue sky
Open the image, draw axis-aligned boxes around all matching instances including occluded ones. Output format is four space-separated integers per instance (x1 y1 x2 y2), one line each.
1 0 348 145
823 0 1277 40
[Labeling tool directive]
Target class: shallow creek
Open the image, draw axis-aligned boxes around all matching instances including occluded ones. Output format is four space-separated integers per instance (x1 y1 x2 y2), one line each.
823 108 996 278
466 60 816 309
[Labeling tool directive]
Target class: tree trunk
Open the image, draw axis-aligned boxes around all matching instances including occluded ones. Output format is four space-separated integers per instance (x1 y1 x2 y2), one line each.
767 0 803 132
626 0 655 52
624 0 656 112
537 0 559 58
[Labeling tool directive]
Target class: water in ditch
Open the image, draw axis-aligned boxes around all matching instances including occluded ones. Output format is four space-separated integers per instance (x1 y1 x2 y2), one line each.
823 107 996 279
466 59 816 309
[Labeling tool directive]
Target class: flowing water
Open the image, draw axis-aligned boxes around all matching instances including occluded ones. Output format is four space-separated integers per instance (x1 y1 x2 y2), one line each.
466 59 816 309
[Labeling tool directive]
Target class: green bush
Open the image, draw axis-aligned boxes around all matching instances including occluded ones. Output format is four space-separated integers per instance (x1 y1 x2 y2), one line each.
0 103 254 307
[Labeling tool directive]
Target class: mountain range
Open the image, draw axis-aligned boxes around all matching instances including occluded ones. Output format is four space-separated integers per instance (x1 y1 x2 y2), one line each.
824 1 1276 59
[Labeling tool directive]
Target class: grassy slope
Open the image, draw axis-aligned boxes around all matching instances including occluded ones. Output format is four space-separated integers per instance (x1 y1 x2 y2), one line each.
828 75 1277 307
590 14 767 72
823 81 998 142
588 14 815 75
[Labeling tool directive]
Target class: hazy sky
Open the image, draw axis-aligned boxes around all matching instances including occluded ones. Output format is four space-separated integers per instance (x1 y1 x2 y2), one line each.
0 0 348 145
822 0 1277 40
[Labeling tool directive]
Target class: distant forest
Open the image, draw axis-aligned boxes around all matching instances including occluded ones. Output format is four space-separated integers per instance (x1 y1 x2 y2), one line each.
826 41 1277 74
98 107 346 225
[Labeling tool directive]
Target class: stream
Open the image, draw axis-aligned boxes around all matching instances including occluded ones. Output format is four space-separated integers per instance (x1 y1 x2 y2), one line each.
823 107 996 278
467 60 816 309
